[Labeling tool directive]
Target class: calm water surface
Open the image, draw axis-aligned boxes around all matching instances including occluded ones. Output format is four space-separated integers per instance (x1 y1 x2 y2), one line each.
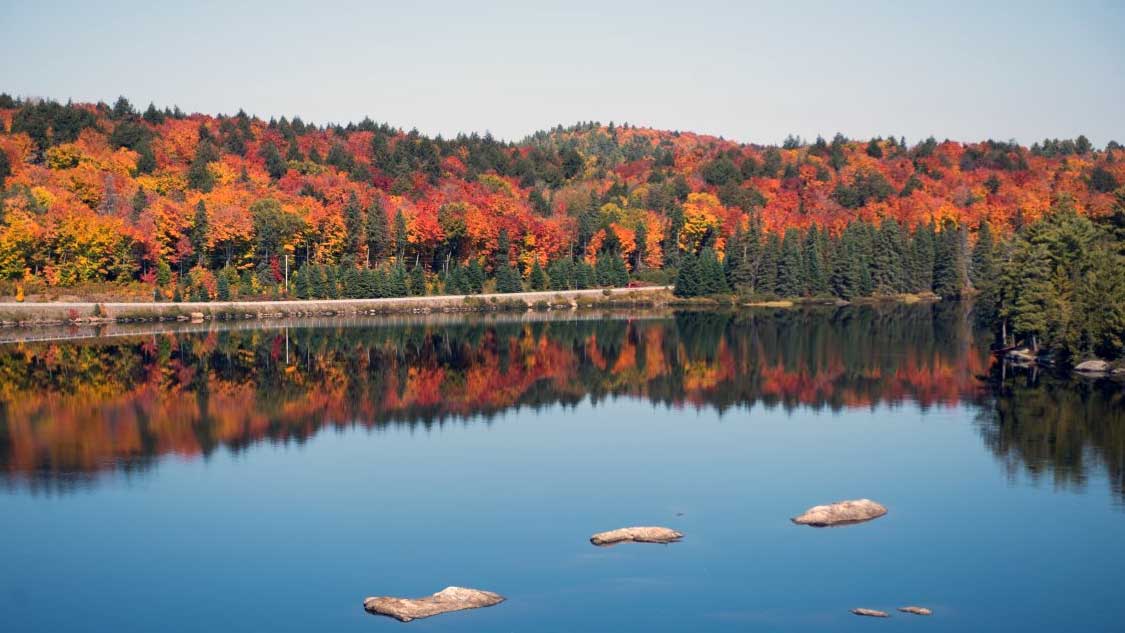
1 305 1122 632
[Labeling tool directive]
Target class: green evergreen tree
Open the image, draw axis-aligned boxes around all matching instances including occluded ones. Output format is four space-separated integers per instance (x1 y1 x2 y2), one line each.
190 200 208 268
970 219 996 290
933 220 967 297
294 266 310 299
393 209 408 259
366 198 390 266
467 259 485 293
343 192 365 260
776 228 805 297
216 270 231 300
697 248 729 295
325 266 340 299
548 259 572 290
389 264 409 297
872 218 906 293
756 233 780 297
803 224 829 295
529 260 548 290
674 251 700 297
910 221 936 293
410 262 426 295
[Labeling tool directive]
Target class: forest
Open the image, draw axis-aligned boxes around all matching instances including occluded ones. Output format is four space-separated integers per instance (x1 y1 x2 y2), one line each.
0 95 1122 358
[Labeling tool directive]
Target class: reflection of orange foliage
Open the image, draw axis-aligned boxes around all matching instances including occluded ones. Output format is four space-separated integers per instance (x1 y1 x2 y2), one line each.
0 313 994 483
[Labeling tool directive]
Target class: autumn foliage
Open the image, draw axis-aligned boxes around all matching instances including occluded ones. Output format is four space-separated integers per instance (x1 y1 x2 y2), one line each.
0 95 1121 298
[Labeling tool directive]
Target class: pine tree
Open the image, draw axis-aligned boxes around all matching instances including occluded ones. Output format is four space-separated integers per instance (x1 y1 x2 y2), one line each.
872 218 906 293
365 198 390 266
260 142 287 180
910 222 936 293
548 259 572 290
777 228 805 297
674 251 700 297
216 271 231 300
467 259 485 293
325 266 340 299
803 224 829 295
294 266 310 299
529 260 548 290
390 265 409 297
343 192 365 260
410 262 426 295
933 220 967 297
697 248 729 295
756 233 780 297
970 219 996 290
634 222 648 271
342 267 361 298
574 261 594 289
190 200 208 268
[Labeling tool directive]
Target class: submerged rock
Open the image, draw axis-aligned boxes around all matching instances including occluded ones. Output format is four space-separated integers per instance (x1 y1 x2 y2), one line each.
1074 359 1111 373
363 586 504 622
589 526 683 546
898 606 933 616
791 499 887 527
851 608 889 618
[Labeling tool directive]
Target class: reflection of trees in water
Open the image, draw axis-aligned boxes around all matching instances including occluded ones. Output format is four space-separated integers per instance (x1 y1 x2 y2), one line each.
976 366 1125 501
0 303 1011 490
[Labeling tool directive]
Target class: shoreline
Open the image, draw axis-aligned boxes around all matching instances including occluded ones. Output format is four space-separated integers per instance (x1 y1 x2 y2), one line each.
0 286 675 329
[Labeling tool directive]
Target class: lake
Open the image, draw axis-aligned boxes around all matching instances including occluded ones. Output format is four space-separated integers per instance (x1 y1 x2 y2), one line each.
1 305 1123 632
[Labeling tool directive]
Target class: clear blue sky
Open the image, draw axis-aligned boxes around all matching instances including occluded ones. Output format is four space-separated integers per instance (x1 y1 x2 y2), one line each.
2 1 1122 145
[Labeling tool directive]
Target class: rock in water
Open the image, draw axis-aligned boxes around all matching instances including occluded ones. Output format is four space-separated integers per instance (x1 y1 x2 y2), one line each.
590 526 683 546
791 499 887 527
363 586 504 622
898 606 933 616
1074 359 1111 373
851 608 889 618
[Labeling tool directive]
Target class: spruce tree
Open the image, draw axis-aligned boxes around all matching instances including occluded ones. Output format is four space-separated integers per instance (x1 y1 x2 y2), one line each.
674 251 700 297
872 218 906 294
294 266 310 299
366 198 390 265
343 192 365 260
777 228 805 297
756 233 780 297
803 224 829 295
910 222 936 293
970 219 996 290
325 266 340 299
933 220 967 297
410 262 426 295
390 265 409 297
216 271 231 301
697 248 729 295
467 259 485 293
529 260 548 290
190 200 208 268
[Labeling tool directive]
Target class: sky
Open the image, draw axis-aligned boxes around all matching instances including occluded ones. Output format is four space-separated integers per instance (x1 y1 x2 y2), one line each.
2 0 1122 146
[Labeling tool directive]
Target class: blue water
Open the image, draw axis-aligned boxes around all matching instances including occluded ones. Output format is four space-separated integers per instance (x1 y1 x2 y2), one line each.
1 310 1123 631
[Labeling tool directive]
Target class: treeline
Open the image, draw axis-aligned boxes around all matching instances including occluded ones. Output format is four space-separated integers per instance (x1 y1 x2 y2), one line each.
976 193 1125 362
675 215 971 300
2 94 1123 306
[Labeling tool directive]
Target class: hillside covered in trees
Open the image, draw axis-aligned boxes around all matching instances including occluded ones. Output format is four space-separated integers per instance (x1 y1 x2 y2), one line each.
0 94 1121 318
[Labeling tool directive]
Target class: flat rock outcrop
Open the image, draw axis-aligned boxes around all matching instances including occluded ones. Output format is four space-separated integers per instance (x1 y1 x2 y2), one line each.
363 586 504 622
791 499 887 527
1074 359 1111 373
898 606 933 616
590 526 683 546
851 608 889 618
